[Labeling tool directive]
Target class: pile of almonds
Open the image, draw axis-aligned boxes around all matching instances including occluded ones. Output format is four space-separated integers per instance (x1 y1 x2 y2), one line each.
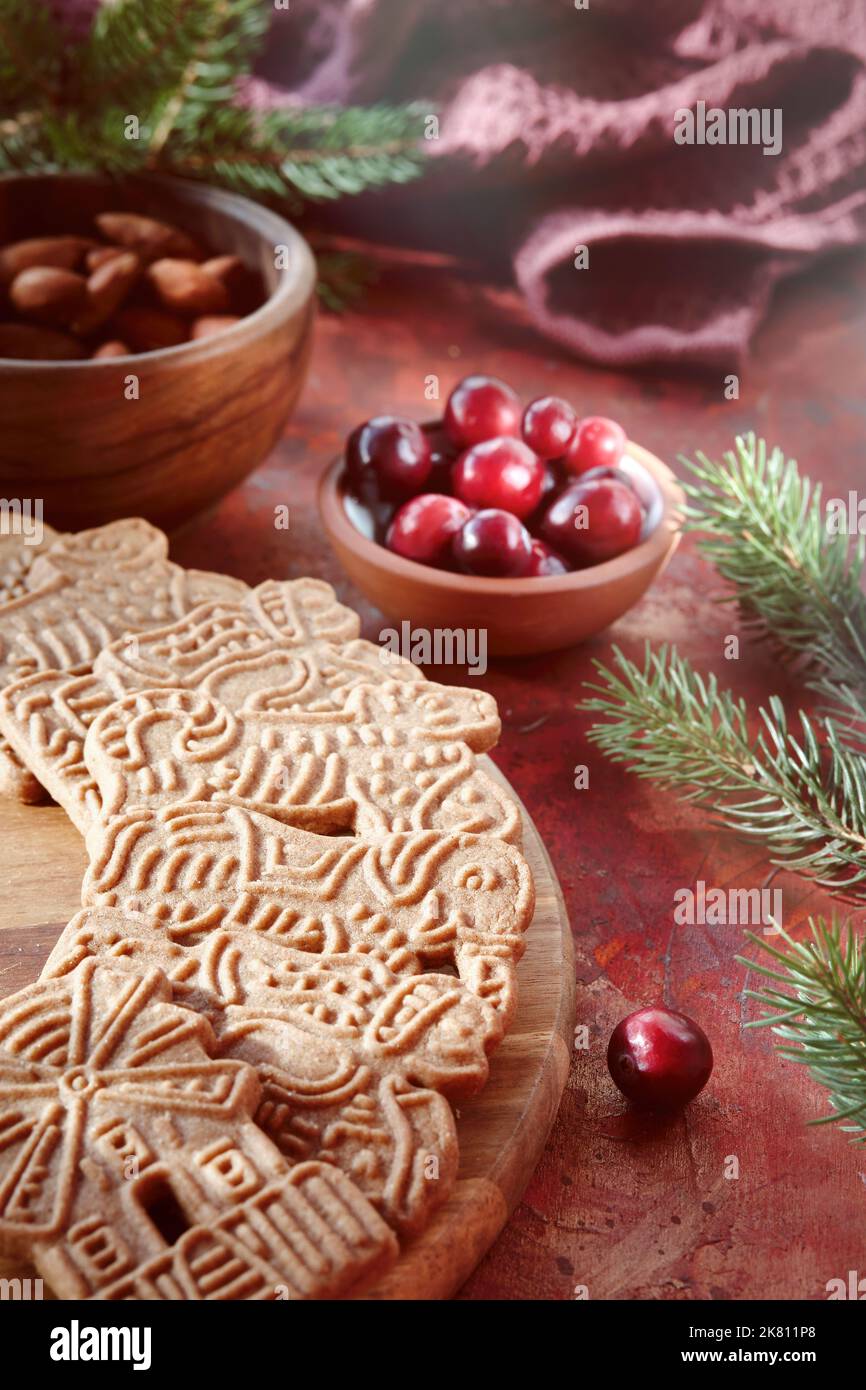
0 211 265 361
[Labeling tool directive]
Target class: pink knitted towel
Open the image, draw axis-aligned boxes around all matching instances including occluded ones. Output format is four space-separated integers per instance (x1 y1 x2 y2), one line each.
58 0 866 368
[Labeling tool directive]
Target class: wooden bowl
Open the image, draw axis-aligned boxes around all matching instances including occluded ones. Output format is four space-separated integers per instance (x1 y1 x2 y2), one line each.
318 442 684 656
0 173 317 531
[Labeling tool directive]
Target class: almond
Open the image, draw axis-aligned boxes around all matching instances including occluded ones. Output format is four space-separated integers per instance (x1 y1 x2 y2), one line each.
0 322 86 360
9 267 87 328
112 306 189 352
86 246 125 272
0 236 95 286
72 252 141 334
190 314 241 340
96 212 202 264
91 340 131 360
146 258 229 316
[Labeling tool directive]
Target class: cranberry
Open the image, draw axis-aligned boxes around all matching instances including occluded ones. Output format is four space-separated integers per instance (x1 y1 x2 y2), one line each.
452 437 545 520
563 415 626 475
444 375 521 449
522 395 577 459
386 493 471 566
423 423 459 492
525 538 570 576
540 477 642 565
345 416 432 496
452 509 532 578
607 1007 713 1110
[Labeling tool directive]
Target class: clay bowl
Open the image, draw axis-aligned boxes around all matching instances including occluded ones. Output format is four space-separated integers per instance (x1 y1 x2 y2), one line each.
318 440 684 656
0 173 316 531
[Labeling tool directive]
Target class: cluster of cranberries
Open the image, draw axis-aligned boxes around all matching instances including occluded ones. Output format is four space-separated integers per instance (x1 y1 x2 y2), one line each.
344 375 646 579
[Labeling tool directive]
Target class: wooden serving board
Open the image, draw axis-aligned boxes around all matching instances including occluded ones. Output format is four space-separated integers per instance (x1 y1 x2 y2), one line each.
0 762 574 1300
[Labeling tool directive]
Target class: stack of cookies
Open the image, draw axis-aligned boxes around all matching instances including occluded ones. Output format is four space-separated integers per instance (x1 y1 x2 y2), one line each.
0 520 535 1300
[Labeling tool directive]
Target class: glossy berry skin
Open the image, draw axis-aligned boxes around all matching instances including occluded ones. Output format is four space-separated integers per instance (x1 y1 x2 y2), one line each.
607 1007 713 1110
444 375 522 449
452 437 545 520
563 415 626 475
346 415 432 496
452 508 533 578
386 493 471 565
541 477 642 565
522 396 577 459
525 538 569 576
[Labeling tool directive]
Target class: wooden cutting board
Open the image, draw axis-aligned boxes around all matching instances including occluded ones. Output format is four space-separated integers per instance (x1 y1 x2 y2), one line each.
0 762 574 1299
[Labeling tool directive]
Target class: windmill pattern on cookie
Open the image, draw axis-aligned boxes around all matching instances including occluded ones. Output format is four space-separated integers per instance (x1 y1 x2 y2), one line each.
0 958 396 1298
46 907 502 1235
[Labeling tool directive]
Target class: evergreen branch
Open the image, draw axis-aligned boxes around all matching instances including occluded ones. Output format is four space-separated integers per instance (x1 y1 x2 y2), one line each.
76 0 267 140
165 104 428 203
738 916 866 1138
682 434 866 734
581 643 866 898
0 0 65 112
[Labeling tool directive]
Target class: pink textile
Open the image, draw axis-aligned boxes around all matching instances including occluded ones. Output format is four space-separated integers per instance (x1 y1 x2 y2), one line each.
57 0 866 367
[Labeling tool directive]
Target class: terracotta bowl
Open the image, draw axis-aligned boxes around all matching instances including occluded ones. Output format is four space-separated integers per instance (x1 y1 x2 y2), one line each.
0 173 317 531
318 441 685 656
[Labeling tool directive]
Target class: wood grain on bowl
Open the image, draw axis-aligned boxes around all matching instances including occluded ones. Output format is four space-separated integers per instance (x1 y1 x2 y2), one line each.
0 174 317 531
319 442 685 656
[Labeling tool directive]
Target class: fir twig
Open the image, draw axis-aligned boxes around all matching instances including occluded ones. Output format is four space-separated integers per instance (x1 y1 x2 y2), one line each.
0 0 429 217
581 644 866 898
682 433 866 737
739 916 866 1138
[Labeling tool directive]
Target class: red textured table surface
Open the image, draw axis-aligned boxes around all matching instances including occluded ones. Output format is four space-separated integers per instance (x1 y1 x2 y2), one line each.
171 248 866 1301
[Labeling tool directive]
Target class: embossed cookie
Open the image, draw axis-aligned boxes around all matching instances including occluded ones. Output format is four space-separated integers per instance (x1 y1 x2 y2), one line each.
0 517 246 802
0 520 62 800
82 803 535 1025
0 577 426 826
0 957 396 1298
0 518 247 688
79 681 516 843
46 906 502 1235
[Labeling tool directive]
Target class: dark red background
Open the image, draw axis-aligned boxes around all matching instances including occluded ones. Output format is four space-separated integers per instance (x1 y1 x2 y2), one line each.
172 244 866 1300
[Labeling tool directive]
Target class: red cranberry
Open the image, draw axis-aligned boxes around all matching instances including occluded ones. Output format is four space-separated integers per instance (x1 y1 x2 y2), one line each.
607 1007 713 1109
452 437 545 520
522 396 577 459
452 508 532 578
346 416 432 496
540 477 642 565
525 538 569 576
386 493 471 566
444 375 521 448
563 415 626 475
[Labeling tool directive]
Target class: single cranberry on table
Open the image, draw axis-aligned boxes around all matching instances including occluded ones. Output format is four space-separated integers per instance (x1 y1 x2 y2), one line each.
345 415 432 496
522 395 577 459
452 508 533 578
607 1007 713 1110
444 374 522 449
563 415 626 475
452 437 545 520
525 537 570 576
386 493 471 566
541 476 642 565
